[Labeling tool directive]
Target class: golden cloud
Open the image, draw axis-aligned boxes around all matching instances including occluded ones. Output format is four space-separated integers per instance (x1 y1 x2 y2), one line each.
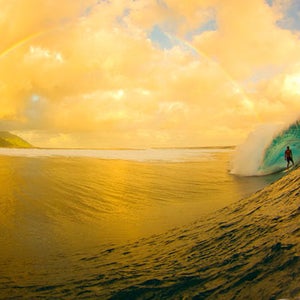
0 0 300 148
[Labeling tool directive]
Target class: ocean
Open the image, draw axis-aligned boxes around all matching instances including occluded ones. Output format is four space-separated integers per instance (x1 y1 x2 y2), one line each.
0 147 298 299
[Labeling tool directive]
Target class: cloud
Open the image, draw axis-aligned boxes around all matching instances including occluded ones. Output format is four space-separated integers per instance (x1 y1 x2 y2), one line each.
193 0 300 79
1 0 300 148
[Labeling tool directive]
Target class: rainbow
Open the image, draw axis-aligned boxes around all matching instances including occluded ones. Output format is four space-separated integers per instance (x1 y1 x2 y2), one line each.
163 31 251 105
0 30 50 60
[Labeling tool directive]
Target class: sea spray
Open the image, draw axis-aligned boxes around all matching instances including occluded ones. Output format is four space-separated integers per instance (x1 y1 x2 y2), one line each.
230 124 282 176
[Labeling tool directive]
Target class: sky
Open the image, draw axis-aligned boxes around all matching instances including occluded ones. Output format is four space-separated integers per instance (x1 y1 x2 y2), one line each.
0 0 300 148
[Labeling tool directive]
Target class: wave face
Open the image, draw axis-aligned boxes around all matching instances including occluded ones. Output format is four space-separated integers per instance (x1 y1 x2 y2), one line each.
1 166 299 299
231 120 300 176
259 120 300 175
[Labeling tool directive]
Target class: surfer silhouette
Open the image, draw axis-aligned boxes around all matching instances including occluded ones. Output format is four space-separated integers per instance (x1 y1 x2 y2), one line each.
284 146 294 169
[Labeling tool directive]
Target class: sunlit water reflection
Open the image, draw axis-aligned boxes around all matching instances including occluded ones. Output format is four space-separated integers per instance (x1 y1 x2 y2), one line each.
0 148 285 298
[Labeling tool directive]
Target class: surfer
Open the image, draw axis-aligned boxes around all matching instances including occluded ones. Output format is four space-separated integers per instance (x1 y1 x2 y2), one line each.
284 146 294 169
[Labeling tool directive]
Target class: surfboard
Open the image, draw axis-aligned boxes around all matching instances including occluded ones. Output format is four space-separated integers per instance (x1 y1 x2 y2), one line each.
282 165 295 173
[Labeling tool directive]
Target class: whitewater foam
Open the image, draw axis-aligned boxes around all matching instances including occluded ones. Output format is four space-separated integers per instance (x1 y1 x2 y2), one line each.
0 147 229 162
230 124 282 176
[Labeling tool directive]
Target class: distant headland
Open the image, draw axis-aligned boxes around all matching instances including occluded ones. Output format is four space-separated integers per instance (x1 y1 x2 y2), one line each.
0 132 32 148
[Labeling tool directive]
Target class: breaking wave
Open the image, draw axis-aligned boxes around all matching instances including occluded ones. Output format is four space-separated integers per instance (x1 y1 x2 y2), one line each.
231 120 300 176
259 120 300 175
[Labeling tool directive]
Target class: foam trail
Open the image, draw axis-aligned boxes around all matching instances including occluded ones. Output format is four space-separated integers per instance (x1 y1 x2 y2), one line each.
231 119 300 176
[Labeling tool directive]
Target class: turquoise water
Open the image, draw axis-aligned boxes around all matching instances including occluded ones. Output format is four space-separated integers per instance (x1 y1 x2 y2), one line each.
230 119 300 176
0 148 291 299
260 120 300 174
